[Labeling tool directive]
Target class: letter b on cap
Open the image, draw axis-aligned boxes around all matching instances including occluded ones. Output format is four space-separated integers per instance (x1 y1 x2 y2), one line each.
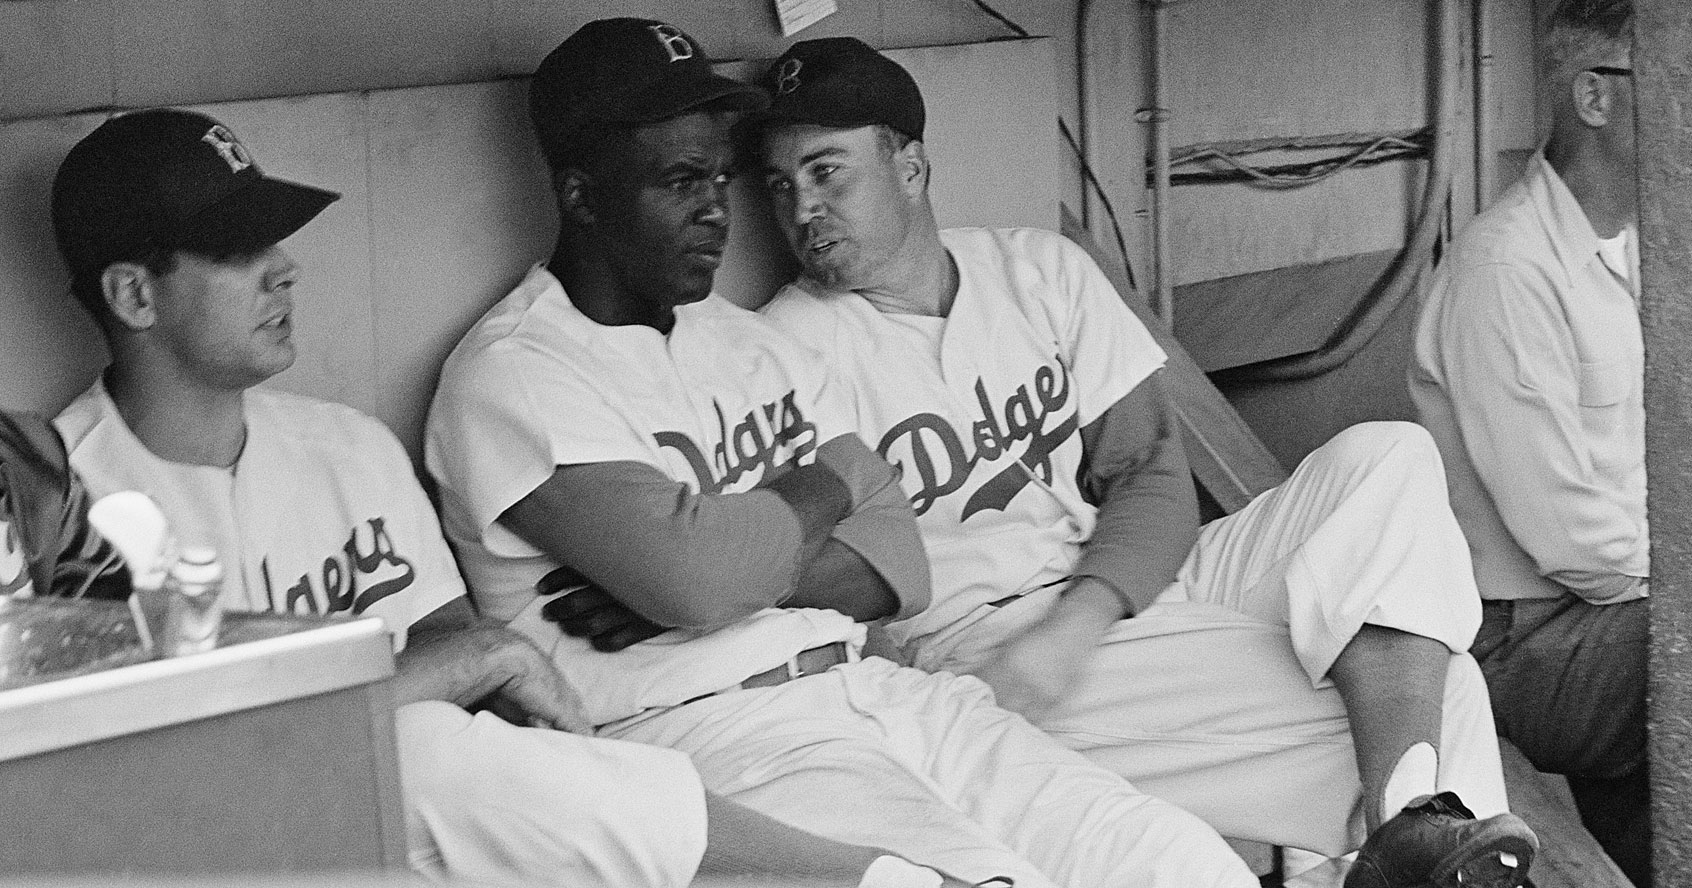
776 59 803 95
202 126 253 173
649 25 694 63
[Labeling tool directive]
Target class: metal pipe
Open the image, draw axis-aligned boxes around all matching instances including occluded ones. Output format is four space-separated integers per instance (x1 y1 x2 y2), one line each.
1214 0 1459 383
1076 0 1092 232
1147 0 1174 322
1474 0 1496 209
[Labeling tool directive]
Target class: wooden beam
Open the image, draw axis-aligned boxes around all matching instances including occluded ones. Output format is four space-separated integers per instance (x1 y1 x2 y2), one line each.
1635 3 1692 885
1499 741 1634 888
1061 207 1289 512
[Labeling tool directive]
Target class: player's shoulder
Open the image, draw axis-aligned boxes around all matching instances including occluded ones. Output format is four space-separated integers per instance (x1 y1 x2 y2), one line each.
53 382 125 454
687 292 833 368
760 283 863 356
247 389 407 462
942 226 1079 262
443 266 569 364
436 266 586 395
761 281 837 326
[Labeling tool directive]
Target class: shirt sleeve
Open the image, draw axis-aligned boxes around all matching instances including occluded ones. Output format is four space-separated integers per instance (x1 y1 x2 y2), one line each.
1052 233 1167 426
511 434 928 628
427 344 650 558
1070 372 1201 615
505 459 811 628
1439 261 1648 600
810 434 932 620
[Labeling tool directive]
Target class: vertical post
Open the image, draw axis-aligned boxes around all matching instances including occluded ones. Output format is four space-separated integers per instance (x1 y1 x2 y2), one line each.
1146 0 1174 323
1473 0 1496 208
1635 1 1692 884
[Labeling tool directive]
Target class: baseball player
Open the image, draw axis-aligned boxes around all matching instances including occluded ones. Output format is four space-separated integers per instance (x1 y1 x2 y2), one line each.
425 17 1261 888
0 411 128 601
746 38 1540 888
45 106 959 888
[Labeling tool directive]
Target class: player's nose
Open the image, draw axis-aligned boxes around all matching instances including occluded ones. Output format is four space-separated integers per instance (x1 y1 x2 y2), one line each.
792 182 825 225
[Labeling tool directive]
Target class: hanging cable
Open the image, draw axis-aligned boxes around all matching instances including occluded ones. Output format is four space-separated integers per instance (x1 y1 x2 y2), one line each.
1060 118 1139 290
969 0 1031 38
967 0 1138 288
1160 133 1429 188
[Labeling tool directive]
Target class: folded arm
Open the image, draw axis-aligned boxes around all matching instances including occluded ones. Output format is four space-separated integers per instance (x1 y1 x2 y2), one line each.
507 434 918 636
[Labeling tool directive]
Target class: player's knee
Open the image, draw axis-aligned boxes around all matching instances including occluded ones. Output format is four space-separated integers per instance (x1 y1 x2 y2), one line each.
1321 421 1441 478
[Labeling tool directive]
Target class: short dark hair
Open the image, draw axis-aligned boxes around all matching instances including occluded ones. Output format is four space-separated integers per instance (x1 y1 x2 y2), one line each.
67 248 176 321
541 95 751 178
1543 0 1634 87
873 124 913 157
67 245 272 323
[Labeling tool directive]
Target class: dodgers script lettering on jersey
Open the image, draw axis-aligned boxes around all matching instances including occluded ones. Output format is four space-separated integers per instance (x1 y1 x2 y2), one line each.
654 390 819 493
259 516 415 615
878 355 1076 519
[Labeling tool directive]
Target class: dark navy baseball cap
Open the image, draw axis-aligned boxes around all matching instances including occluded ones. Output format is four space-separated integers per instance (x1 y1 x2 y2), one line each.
51 108 339 277
759 37 925 142
529 18 769 164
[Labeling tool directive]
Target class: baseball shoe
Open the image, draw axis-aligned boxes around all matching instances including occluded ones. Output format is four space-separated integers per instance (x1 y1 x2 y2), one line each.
1345 791 1539 888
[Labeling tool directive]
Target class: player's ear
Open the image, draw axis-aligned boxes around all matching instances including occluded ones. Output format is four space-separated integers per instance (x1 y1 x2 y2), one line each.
896 139 931 198
1572 69 1615 129
554 167 597 226
101 262 158 331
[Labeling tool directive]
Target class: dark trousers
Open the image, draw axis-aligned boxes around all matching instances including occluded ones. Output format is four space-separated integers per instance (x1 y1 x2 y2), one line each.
1473 596 1650 887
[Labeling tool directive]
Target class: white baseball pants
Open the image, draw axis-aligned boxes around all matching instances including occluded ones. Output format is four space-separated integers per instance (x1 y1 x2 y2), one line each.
397 700 708 887
1000 422 1505 855
601 655 1260 888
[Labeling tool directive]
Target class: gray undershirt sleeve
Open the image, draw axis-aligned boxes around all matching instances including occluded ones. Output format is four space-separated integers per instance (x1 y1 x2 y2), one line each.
527 460 818 627
1072 372 1202 616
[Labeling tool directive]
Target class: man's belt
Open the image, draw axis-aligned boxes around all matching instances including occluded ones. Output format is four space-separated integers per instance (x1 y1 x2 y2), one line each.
741 641 856 689
677 641 857 708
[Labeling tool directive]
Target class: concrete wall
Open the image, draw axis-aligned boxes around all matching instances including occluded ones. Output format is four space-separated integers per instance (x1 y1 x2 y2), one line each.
0 1 1074 119
2 0 1543 294
1076 0 1542 293
0 40 1058 461
1 0 1551 469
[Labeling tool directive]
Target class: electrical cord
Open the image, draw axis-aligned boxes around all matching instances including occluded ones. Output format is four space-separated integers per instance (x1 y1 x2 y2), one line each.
968 0 1139 289
969 0 1031 38
1060 118 1139 290
1164 131 1428 185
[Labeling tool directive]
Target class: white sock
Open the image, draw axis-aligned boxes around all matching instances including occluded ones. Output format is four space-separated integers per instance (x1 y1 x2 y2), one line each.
1381 741 1439 817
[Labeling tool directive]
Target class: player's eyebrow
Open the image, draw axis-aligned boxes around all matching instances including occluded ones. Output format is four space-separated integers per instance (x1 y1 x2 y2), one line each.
764 146 849 175
656 157 720 179
800 146 849 167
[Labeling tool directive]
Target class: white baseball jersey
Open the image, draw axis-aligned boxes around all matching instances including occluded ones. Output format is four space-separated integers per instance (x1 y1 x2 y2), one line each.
767 230 1511 856
56 382 461 649
426 265 866 725
763 227 1166 661
54 381 723 887
427 267 1261 888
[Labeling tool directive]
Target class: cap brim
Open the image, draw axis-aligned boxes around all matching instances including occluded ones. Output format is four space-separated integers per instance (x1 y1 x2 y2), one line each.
599 71 769 124
173 176 340 256
757 103 880 131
